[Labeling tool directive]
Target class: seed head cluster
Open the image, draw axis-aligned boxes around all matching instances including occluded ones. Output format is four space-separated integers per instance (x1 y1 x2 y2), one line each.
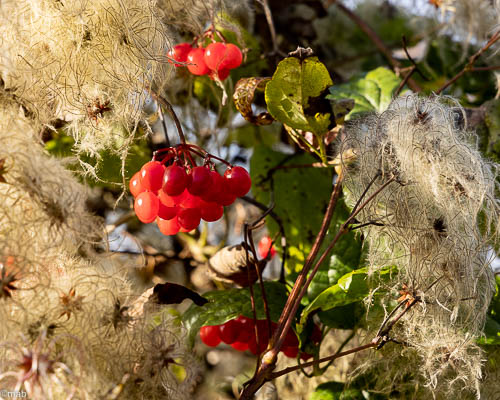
340 94 499 398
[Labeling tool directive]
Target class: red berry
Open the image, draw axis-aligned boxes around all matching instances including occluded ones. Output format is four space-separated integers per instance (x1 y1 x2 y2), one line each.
283 329 299 348
187 166 211 196
219 319 240 344
200 202 224 222
201 170 224 202
158 202 178 220
223 43 243 69
158 189 176 207
140 161 166 192
199 325 221 347
173 189 202 209
177 208 201 231
231 341 249 351
209 68 230 81
187 48 210 75
235 316 254 343
213 177 236 206
249 320 270 355
224 166 251 197
157 216 180 235
134 191 159 223
167 43 192 66
258 236 276 259
282 346 299 358
129 171 144 197
163 165 189 196
204 42 228 71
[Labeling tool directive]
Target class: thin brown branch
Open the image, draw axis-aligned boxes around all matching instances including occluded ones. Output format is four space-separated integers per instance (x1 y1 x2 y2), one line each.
326 0 421 92
148 90 186 144
269 342 376 379
436 29 500 94
256 0 286 57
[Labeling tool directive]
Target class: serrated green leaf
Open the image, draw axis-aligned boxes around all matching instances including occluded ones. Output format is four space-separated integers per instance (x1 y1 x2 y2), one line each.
300 266 396 327
265 56 333 134
326 67 402 119
181 282 288 346
310 381 364 400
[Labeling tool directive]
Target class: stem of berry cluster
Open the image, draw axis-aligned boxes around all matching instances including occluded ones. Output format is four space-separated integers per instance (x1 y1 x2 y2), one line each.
149 91 187 145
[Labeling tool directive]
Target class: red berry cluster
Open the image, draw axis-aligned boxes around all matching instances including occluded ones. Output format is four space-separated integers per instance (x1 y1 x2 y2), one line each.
199 316 322 360
129 144 251 235
167 41 242 81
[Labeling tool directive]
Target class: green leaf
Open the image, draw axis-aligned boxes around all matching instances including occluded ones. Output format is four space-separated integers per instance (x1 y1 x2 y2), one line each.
181 282 288 346
265 56 333 135
300 266 396 327
250 145 333 276
310 381 364 400
326 67 402 119
478 316 500 345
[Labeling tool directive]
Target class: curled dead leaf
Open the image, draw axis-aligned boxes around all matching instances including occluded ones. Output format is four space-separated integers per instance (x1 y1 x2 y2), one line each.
233 77 274 126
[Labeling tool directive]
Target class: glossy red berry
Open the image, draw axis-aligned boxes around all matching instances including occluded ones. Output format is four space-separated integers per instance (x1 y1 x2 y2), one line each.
140 161 165 192
173 189 202 209
231 341 249 351
219 319 240 344
158 202 178 220
224 166 251 197
204 42 228 71
134 191 159 223
258 236 276 259
157 216 180 235
234 316 254 343
158 190 176 207
129 171 144 197
199 325 221 347
187 166 211 196
282 346 299 358
177 208 201 231
187 48 210 75
167 43 192 66
223 43 243 69
209 68 230 81
163 165 189 196
200 202 224 222
201 170 224 202
283 329 299 348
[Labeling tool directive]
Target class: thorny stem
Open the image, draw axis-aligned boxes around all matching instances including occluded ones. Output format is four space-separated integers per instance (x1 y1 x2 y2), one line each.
436 29 500 94
327 1 421 92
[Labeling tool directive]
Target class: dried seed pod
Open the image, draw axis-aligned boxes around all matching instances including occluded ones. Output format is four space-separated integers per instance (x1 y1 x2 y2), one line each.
208 243 266 287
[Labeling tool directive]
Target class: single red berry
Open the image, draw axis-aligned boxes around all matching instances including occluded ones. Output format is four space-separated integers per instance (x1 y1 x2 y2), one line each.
187 47 210 75
219 319 240 344
167 43 192 66
140 161 166 192
187 166 211 196
204 42 228 71
282 346 299 358
213 178 236 206
177 208 201 231
282 329 299 348
258 236 276 259
129 171 144 197
235 316 254 343
300 352 313 361
200 201 224 222
209 68 230 81
157 216 180 236
249 321 270 355
224 166 251 197
134 191 159 223
199 325 221 347
158 189 176 207
223 43 243 69
158 202 178 220
163 165 189 196
231 341 249 351
201 170 224 202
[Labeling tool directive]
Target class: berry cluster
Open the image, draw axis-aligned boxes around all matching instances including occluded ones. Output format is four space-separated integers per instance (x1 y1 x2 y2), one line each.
199 316 321 360
167 41 242 81
129 144 251 235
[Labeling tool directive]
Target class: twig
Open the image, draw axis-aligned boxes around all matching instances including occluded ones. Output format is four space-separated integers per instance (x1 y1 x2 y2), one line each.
436 29 500 94
326 1 421 92
256 0 286 57
157 105 171 147
148 90 187 144
269 342 376 379
401 36 430 81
